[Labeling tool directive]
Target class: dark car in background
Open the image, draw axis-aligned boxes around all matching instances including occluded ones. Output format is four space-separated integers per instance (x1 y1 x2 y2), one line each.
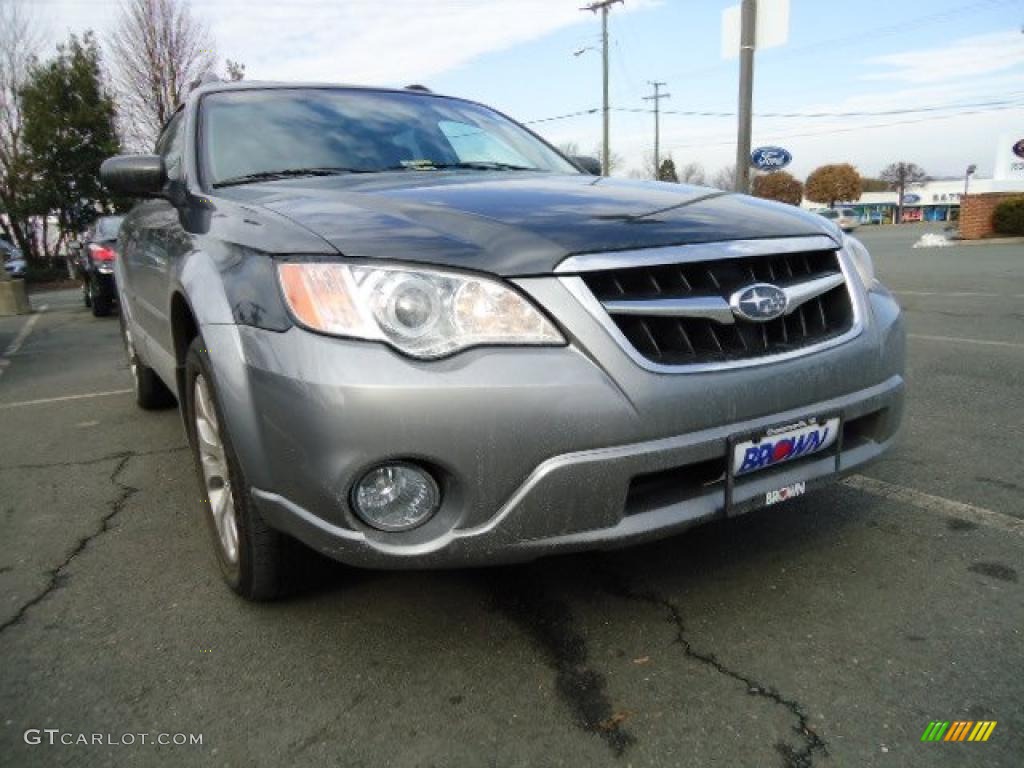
2 238 26 278
77 215 125 316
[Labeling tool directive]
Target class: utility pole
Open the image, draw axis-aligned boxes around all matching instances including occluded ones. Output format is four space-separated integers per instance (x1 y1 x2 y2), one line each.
581 0 623 176
734 0 756 192
643 81 670 179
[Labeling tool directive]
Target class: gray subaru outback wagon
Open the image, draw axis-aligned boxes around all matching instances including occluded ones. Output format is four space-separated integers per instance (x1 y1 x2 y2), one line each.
100 81 904 599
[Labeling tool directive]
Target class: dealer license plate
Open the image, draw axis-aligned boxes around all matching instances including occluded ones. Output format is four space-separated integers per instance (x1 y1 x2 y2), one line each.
732 417 840 477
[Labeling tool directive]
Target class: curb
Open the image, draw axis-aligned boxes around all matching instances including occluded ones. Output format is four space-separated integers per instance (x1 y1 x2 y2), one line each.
952 236 1024 247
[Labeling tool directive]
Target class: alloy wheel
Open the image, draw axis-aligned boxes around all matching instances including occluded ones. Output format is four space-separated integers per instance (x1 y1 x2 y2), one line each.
193 374 239 564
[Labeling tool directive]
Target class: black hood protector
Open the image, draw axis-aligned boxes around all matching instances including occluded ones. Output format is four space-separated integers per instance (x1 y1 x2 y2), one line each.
221 173 839 276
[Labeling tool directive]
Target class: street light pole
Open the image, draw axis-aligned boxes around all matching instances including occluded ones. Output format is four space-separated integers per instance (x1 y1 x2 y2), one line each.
643 81 670 178
582 0 623 175
963 164 976 198
734 0 757 192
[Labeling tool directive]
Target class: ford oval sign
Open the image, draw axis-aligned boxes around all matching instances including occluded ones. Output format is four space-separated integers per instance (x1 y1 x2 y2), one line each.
730 283 789 323
902 193 920 205
750 146 792 171
1013 138 1024 160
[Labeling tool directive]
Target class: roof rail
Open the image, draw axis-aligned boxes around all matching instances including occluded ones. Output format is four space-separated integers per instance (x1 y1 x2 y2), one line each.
190 71 222 90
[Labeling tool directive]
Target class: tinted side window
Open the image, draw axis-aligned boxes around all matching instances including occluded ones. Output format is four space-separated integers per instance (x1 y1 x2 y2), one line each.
155 110 186 179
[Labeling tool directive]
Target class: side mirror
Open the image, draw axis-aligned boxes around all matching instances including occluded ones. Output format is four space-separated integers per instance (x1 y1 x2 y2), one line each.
100 155 166 198
571 155 602 176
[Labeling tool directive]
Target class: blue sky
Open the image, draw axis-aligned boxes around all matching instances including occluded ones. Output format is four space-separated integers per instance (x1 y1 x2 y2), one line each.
39 0 1024 179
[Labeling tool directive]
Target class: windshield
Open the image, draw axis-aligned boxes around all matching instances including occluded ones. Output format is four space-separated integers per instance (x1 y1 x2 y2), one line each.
95 216 125 240
200 88 578 186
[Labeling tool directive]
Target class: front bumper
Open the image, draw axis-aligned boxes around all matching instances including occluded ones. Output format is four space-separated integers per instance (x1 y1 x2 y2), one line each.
202 282 905 569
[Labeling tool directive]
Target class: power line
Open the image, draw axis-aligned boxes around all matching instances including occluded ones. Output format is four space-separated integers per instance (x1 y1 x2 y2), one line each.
522 95 1024 125
621 96 1024 118
523 108 600 125
661 101 1024 152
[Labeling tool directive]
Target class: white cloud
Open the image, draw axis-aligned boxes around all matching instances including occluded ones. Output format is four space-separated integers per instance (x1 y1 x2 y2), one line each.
862 30 1024 84
206 0 660 86
35 0 659 86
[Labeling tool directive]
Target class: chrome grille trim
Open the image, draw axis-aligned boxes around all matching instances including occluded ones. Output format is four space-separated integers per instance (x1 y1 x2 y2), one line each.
559 239 865 373
554 235 841 274
603 296 736 324
602 271 845 326
780 272 846 315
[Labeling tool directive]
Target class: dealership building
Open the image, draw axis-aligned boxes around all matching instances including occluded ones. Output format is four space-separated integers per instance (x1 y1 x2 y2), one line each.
800 132 1024 225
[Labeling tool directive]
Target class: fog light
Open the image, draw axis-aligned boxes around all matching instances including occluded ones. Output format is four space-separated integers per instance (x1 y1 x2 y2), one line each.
351 463 440 531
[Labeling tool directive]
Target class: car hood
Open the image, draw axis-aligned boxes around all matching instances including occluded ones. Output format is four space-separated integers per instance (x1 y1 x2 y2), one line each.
219 172 839 276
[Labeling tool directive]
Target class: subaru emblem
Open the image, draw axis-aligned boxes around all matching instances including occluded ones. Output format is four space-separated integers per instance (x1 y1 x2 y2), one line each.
729 283 789 322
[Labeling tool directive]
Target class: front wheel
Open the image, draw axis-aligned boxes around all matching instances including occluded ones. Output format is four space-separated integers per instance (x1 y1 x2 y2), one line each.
185 337 292 600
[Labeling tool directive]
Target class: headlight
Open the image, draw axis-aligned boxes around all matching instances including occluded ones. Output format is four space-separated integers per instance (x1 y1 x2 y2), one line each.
277 262 564 359
843 235 876 289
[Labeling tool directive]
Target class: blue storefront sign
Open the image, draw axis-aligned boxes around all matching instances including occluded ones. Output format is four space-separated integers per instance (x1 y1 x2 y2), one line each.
902 193 921 205
750 146 792 171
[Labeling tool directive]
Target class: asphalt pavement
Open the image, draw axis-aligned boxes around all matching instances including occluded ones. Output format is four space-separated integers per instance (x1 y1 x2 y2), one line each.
0 223 1021 767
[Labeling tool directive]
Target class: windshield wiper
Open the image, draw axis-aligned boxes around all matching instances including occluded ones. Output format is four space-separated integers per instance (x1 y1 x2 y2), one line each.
384 161 540 172
212 167 373 187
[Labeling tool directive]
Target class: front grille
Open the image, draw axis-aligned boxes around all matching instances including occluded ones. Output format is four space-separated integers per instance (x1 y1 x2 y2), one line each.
579 248 854 366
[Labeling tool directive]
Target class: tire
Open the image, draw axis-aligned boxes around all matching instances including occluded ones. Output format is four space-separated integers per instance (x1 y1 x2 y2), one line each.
119 312 175 410
83 282 92 308
184 336 291 600
91 279 112 317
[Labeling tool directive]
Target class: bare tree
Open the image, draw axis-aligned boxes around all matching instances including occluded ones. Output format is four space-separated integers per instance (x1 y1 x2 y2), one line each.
593 142 623 176
638 153 702 184
109 0 215 150
224 58 245 81
556 140 581 158
710 164 736 191
879 161 928 224
0 0 44 259
677 161 706 186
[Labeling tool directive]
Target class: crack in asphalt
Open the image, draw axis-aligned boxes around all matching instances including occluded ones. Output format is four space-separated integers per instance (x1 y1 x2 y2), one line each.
0 452 141 636
591 561 827 768
485 568 636 757
0 445 186 472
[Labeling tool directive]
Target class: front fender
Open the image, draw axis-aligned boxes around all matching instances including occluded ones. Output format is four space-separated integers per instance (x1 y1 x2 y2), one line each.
175 245 292 331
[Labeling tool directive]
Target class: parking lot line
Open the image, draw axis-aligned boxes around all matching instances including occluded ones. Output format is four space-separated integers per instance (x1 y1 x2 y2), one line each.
894 290 1024 298
843 474 1024 537
2 305 46 358
0 389 134 409
908 333 1024 350
896 290 992 297
892 290 1024 301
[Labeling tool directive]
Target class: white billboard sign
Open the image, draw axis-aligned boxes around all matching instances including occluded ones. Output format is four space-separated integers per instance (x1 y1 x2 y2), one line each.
722 0 790 59
993 132 1024 181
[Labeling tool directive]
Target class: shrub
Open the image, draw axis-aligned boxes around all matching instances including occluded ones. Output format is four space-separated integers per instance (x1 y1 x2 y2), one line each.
992 197 1024 236
25 261 71 284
